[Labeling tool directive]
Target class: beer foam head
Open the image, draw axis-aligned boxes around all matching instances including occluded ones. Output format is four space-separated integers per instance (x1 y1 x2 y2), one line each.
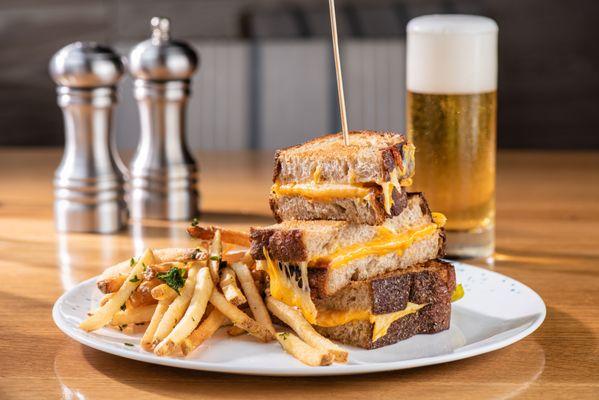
407 15 498 94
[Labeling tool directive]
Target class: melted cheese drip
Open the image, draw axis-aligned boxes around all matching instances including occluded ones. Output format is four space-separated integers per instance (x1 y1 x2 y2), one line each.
378 161 414 214
371 303 426 342
263 249 318 324
312 165 322 183
314 223 440 270
314 303 426 342
380 181 395 215
432 212 447 227
398 143 416 177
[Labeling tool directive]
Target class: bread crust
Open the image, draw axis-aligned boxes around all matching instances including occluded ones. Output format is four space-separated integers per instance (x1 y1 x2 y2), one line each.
249 227 307 263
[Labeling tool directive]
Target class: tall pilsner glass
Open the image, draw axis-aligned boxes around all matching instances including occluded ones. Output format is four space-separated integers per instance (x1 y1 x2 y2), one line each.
407 15 498 258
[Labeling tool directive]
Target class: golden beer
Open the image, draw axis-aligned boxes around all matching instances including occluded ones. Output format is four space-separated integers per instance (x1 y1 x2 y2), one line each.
407 15 498 258
407 92 496 252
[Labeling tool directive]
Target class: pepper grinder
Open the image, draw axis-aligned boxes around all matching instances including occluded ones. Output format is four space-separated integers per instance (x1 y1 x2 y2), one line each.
127 17 200 220
49 42 128 233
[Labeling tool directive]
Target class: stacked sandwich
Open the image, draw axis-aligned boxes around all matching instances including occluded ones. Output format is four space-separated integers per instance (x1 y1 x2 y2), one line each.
251 131 456 349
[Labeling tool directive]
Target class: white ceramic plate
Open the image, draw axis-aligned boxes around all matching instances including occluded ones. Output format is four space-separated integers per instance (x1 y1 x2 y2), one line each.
53 262 545 376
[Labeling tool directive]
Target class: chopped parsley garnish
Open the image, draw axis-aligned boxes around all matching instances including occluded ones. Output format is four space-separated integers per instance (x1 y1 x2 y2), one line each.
191 217 199 227
279 332 289 340
209 255 221 261
130 257 136 267
142 262 147 272
124 342 134 347
157 267 186 294
129 276 140 283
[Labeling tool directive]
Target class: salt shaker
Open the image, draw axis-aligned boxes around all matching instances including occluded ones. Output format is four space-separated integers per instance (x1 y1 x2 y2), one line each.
127 17 200 221
49 42 128 233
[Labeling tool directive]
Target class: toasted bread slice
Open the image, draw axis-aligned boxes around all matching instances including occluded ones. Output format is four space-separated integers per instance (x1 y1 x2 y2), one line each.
251 193 446 295
313 260 454 349
273 131 414 184
311 259 455 313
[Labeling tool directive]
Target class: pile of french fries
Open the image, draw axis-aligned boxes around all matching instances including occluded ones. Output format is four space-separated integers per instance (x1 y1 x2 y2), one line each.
80 226 348 367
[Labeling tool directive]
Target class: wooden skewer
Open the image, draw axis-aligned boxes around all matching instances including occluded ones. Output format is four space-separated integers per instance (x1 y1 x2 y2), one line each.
328 0 350 146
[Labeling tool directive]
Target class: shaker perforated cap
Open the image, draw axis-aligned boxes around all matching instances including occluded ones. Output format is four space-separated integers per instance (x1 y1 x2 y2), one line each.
128 17 199 81
49 42 124 88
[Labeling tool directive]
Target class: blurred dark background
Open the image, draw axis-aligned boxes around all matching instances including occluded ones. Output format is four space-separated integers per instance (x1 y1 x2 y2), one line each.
1 0 598 150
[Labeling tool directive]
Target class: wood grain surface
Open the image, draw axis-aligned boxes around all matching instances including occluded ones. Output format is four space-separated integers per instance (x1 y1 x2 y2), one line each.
0 149 598 399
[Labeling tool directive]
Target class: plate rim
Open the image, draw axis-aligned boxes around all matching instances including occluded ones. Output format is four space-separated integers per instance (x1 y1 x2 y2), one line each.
52 262 546 377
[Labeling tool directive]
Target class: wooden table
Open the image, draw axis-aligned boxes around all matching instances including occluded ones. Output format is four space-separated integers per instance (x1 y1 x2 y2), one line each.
1 149 598 399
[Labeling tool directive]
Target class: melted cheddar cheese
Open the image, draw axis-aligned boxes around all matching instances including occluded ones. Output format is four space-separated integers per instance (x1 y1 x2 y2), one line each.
314 222 441 270
371 303 426 341
271 182 371 202
398 143 416 177
263 249 318 324
313 303 426 342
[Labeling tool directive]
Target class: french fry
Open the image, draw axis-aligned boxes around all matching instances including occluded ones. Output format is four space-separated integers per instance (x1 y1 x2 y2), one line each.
255 260 267 272
141 297 176 351
275 332 333 367
209 290 273 342
97 275 126 294
227 326 246 336
208 230 222 284
128 278 160 308
222 249 247 264
266 296 348 363
151 263 200 346
151 283 178 302
231 262 275 336
97 260 129 293
80 249 156 332
154 267 214 356
151 261 188 275
219 267 247 306
154 248 205 263
99 293 115 307
187 225 250 247
111 304 156 326
181 308 228 355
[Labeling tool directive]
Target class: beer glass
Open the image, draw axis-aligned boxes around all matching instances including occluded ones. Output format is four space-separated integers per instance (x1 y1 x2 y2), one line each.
406 15 498 258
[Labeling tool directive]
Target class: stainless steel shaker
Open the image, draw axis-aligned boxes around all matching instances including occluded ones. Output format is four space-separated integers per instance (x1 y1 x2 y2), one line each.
127 17 200 221
49 42 128 233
